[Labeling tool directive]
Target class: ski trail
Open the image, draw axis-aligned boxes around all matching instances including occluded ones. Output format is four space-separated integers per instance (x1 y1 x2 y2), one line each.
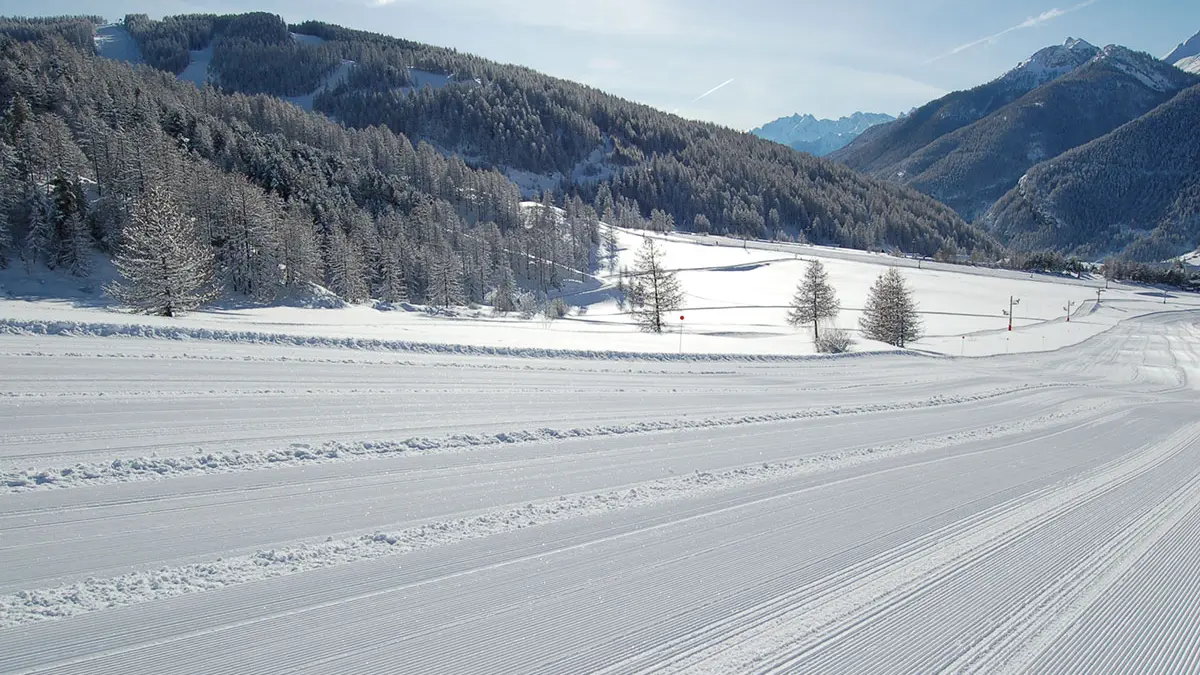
623 421 1200 674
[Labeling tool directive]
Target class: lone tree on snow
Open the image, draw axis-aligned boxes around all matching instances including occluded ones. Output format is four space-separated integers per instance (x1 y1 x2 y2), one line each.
787 260 840 342
629 236 683 333
107 185 217 316
859 268 923 348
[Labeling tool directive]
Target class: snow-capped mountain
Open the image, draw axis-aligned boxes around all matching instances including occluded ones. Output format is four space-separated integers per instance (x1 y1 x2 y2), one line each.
996 37 1100 91
831 38 1098 174
1164 30 1200 63
1165 30 1200 74
750 112 895 156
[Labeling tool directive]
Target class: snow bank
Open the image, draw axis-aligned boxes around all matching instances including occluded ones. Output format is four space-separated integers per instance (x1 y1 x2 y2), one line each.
0 384 1065 492
0 402 1100 627
0 317 902 363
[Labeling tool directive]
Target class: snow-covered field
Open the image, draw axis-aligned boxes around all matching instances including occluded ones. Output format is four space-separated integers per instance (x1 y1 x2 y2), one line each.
3 224 1195 360
4 231 1200 672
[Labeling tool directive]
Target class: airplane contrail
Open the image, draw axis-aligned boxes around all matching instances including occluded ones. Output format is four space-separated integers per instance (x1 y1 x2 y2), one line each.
691 78 735 102
927 0 1099 63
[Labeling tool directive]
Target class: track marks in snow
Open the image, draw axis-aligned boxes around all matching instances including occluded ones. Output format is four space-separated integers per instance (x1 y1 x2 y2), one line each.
636 421 1200 674
0 384 1064 492
0 405 1094 627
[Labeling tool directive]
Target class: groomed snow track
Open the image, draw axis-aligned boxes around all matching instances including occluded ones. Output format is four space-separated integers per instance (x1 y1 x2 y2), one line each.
2 311 1199 674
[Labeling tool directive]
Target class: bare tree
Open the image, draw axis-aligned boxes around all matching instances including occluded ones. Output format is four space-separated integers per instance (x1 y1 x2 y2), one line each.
787 259 840 342
107 185 217 316
859 268 923 347
629 237 683 333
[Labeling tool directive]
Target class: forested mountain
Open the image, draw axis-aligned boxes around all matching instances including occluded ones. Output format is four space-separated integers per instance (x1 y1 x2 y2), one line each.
980 84 1200 261
830 39 1100 176
109 12 995 257
751 112 894 157
877 46 1197 221
0 20 602 309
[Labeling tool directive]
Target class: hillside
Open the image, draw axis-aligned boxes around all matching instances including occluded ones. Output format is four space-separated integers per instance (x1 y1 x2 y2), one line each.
830 38 1100 176
751 112 894 157
981 84 1200 260
886 46 1198 221
108 12 995 257
0 20 597 310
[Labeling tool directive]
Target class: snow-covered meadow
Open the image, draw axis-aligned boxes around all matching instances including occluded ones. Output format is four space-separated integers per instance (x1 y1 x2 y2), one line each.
3 222 1194 359
4 222 1200 673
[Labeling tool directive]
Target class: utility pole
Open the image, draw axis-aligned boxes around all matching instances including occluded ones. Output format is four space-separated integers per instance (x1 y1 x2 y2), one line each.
1064 300 1075 323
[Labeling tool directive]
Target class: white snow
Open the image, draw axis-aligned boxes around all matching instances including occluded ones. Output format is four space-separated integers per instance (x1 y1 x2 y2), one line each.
1164 30 1200 64
1173 54 1200 75
2 275 1200 671
176 45 214 87
4 219 1200 672
92 24 143 65
2 224 1195 362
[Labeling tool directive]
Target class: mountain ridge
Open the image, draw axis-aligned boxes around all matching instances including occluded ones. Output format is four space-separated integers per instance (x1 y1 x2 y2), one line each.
750 112 895 157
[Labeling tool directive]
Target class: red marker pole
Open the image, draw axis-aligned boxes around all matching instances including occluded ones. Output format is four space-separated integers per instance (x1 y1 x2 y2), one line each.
679 315 685 354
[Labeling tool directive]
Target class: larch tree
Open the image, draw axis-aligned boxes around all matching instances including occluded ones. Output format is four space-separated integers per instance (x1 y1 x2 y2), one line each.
859 268 923 348
107 184 217 316
629 236 683 333
787 260 840 342
427 246 465 308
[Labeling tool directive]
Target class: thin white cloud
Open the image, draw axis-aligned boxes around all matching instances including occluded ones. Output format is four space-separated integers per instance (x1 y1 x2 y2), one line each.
927 0 1099 63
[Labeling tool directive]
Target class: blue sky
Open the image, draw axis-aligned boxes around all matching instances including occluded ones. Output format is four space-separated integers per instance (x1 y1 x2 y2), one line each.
10 0 1200 130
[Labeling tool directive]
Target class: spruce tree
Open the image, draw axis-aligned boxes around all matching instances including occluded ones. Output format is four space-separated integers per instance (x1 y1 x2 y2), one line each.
787 260 840 342
859 268 923 347
629 237 683 333
107 185 217 316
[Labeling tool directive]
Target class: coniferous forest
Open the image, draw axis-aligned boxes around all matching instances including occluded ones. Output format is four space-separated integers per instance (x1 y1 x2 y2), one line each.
0 13 1002 309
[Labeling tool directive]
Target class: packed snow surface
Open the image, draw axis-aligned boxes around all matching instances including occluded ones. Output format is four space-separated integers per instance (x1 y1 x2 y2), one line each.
3 230 1200 672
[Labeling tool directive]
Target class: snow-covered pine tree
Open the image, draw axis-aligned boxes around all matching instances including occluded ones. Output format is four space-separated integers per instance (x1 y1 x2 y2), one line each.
323 224 368 302
787 260 840 342
427 246 464 308
859 268 923 347
603 224 620 272
0 203 11 268
106 184 217 316
59 211 92 277
21 185 53 272
279 206 322 291
377 233 409 304
491 259 517 314
629 236 683 333
218 179 282 301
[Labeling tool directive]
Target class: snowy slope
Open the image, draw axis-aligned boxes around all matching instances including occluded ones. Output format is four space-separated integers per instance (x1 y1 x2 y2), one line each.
1164 30 1200 64
1174 54 1200 75
176 45 214 87
3 223 1195 360
92 24 142 65
1 307 1199 672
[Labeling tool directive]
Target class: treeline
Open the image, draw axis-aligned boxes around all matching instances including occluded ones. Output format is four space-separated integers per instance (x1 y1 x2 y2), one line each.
0 34 600 310
0 16 99 52
118 12 998 257
1101 259 1200 290
124 13 340 97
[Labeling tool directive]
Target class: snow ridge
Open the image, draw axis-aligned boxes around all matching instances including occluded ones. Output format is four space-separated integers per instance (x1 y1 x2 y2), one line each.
0 317 908 363
0 384 1065 492
0 403 1105 628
